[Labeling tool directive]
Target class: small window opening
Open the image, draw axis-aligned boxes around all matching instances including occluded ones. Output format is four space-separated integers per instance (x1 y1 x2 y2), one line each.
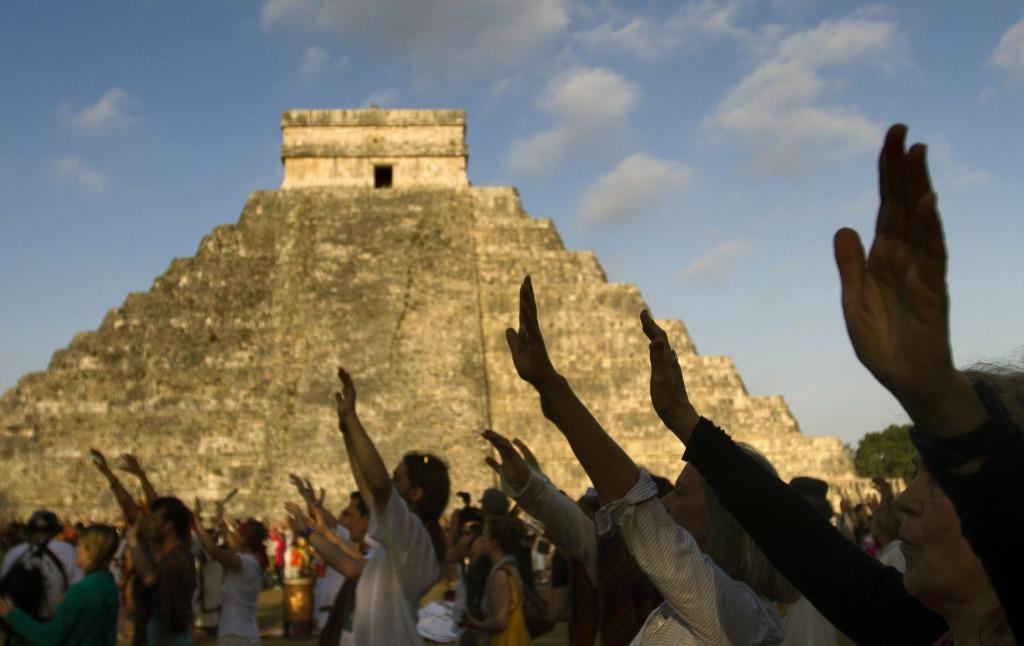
374 165 393 188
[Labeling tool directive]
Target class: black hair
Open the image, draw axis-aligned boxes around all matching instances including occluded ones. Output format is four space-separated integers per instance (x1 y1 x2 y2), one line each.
350 491 369 517
402 452 451 561
150 496 192 542
485 515 526 555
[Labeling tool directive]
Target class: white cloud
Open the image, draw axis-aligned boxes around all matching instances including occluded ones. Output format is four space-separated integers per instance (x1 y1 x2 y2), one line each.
365 89 401 107
577 0 750 60
52 156 108 194
506 67 637 174
60 88 139 134
261 0 569 82
706 14 895 173
579 154 692 227
925 136 993 193
300 46 330 82
678 240 752 285
991 17 1024 75
540 67 636 126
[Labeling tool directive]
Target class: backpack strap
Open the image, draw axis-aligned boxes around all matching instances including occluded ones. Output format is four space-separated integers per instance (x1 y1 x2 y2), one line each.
35 542 70 590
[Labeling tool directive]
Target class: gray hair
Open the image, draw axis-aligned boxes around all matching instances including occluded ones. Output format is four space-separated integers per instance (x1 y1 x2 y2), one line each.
704 443 801 604
965 361 1024 427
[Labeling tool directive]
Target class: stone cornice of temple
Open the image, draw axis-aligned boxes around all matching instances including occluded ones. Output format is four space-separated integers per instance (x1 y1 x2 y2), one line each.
281 109 466 128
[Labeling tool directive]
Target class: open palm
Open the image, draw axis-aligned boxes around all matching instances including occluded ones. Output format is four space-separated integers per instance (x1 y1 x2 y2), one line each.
834 125 955 406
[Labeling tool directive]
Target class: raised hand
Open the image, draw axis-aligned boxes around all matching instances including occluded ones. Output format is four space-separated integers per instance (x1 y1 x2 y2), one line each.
481 429 531 489
193 498 204 527
505 276 560 388
641 310 700 442
284 502 312 534
834 125 982 434
289 473 312 501
119 453 146 478
308 504 331 535
89 448 111 475
335 368 358 428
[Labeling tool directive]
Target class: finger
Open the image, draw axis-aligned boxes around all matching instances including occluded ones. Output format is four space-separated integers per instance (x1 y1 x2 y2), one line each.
876 124 909 239
834 228 867 314
519 276 543 340
512 439 539 470
339 369 356 397
916 191 947 286
905 143 933 252
484 457 502 474
481 429 513 451
505 327 521 356
906 143 933 207
639 310 667 343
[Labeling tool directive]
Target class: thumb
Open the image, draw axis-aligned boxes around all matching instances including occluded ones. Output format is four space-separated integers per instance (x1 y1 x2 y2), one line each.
505 328 520 355
834 228 866 313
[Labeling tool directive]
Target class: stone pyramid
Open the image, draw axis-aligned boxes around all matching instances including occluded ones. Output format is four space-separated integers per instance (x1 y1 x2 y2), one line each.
0 109 862 519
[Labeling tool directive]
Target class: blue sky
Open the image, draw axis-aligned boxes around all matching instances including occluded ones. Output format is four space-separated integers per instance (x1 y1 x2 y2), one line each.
2 1 1022 446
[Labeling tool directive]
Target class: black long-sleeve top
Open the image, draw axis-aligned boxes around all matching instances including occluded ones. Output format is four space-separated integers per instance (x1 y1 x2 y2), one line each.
912 389 1024 641
683 418 948 646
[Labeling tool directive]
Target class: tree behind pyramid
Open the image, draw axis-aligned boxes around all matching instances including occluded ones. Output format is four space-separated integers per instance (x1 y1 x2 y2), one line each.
0 109 863 519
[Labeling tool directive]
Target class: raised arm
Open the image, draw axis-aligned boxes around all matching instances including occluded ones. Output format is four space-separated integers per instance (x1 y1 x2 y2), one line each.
504 276 638 503
482 430 599 584
835 123 1023 639
127 523 159 587
285 502 365 579
192 498 243 573
120 453 159 508
90 448 142 524
641 304 946 644
335 368 391 509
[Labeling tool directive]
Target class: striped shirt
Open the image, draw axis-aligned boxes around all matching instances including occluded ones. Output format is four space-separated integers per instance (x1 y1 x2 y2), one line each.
595 470 784 645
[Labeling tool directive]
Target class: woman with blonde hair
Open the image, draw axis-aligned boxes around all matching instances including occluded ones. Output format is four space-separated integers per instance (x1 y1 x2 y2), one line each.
0 524 121 645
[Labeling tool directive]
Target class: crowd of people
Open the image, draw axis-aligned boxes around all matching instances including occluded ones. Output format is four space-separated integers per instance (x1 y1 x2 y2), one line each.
0 124 1020 645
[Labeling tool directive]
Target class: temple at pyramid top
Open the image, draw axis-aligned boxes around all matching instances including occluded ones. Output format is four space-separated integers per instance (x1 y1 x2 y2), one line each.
280 109 469 189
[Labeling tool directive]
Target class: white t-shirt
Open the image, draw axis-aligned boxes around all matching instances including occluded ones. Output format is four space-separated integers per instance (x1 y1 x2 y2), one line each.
353 486 439 646
218 553 262 641
0 539 83 617
315 525 351 630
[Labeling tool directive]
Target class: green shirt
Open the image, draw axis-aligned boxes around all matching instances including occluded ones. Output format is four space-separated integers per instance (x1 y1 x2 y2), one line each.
6 569 119 646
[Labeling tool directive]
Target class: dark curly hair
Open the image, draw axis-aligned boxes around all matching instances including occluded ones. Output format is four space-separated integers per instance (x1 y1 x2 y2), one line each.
402 452 451 561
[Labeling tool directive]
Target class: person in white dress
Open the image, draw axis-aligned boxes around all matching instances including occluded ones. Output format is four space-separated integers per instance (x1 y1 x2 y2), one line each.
192 499 267 646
